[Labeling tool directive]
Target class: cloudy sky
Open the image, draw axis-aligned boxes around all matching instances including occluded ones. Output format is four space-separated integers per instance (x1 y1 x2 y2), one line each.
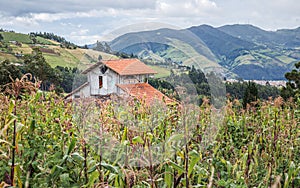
0 0 299 45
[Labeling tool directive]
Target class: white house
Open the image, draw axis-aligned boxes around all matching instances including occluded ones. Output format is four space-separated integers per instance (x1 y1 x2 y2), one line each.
67 58 173 104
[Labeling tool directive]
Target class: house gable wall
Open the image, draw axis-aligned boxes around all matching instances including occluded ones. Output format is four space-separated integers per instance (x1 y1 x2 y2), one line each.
73 84 90 98
87 63 119 95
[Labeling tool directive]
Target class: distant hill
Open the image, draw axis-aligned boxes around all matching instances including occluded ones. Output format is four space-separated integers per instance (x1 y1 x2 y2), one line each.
0 30 116 70
107 24 300 80
188 24 257 59
92 41 112 53
218 24 300 48
109 28 226 75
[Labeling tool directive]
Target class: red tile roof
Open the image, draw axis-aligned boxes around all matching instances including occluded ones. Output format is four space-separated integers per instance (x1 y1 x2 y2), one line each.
104 59 156 75
117 83 174 105
82 58 157 75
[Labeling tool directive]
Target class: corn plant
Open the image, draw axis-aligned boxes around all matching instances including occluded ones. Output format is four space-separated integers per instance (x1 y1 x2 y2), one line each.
0 79 299 187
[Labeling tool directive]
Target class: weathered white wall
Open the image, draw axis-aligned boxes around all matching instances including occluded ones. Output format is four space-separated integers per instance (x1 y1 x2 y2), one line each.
87 65 120 96
88 69 99 95
72 84 90 99
119 74 151 85
103 69 118 95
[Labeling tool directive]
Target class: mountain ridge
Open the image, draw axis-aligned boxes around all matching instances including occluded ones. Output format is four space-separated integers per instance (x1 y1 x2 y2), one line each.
107 24 300 80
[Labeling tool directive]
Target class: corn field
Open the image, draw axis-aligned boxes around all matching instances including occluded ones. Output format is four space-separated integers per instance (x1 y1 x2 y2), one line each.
0 77 299 187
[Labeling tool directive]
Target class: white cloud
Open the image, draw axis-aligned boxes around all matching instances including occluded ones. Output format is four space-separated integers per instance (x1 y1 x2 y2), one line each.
0 13 38 27
156 0 218 17
0 0 299 44
67 34 102 45
70 29 89 36
0 0 157 16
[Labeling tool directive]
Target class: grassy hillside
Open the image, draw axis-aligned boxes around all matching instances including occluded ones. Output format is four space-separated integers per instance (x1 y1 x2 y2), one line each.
148 65 170 78
110 28 218 63
0 31 33 43
44 47 117 69
0 31 117 70
111 31 226 75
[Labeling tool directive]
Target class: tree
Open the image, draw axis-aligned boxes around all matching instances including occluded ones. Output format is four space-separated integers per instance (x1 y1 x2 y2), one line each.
54 66 82 93
242 81 258 108
281 61 300 99
23 48 57 91
0 33 3 41
188 66 210 97
98 55 102 61
0 60 22 87
280 83 295 100
29 33 37 44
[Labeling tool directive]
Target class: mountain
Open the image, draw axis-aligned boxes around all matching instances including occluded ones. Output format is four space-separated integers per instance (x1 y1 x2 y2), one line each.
275 27 300 47
92 41 112 53
218 24 280 47
218 24 300 48
108 24 300 80
188 25 257 59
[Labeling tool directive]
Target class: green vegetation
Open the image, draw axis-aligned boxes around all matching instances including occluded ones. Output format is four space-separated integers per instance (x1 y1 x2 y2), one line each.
35 36 56 45
0 40 114 69
242 81 258 108
149 65 211 104
149 66 280 106
0 59 22 86
281 61 300 99
0 30 112 69
148 65 170 78
43 49 80 68
0 32 32 43
30 32 77 48
226 81 280 100
0 30 117 94
275 55 297 64
22 48 59 91
0 77 299 187
0 48 85 93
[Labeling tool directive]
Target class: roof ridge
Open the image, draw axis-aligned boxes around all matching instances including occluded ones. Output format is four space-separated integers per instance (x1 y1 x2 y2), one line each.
64 82 89 99
104 58 156 75
120 59 140 74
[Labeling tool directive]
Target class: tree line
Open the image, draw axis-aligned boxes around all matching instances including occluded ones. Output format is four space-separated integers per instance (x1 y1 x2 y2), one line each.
149 62 300 108
29 32 78 49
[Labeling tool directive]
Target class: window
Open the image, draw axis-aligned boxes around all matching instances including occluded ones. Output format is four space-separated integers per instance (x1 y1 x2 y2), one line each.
99 76 103 88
